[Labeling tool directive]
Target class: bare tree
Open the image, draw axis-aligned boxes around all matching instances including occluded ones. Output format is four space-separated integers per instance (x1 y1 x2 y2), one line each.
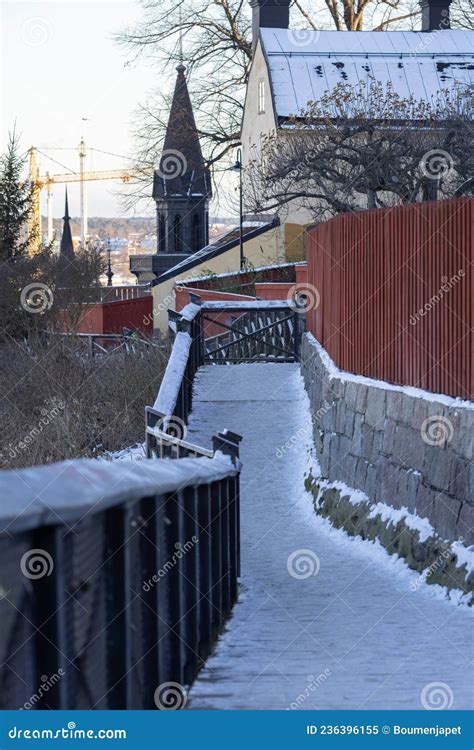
117 0 419 209
245 81 473 222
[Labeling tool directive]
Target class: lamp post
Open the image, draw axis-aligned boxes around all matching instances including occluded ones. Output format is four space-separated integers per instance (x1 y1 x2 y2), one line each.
106 236 114 287
230 147 244 270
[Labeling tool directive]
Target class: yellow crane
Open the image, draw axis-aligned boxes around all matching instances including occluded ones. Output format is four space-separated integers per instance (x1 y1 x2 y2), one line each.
28 142 152 254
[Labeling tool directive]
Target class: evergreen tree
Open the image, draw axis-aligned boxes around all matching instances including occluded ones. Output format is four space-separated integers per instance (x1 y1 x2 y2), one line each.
0 130 35 262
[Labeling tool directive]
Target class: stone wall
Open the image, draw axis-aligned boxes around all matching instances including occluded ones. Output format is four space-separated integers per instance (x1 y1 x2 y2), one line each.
300 333 474 545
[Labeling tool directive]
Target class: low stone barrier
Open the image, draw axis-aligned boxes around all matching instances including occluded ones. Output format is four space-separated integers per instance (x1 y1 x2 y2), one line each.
300 333 474 546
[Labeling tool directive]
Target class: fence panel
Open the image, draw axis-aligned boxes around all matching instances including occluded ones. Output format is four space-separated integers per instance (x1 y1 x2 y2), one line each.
306 198 473 400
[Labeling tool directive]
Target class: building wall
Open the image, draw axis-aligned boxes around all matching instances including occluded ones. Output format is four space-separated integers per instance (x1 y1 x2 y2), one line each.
75 298 153 336
152 226 280 332
241 41 318 258
300 333 474 544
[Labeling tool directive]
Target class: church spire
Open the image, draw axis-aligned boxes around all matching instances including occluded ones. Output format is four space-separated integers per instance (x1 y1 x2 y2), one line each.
60 188 74 260
152 62 212 261
153 64 211 203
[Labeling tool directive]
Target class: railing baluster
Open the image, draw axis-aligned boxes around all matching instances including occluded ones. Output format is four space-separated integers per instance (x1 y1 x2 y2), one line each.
104 505 128 709
209 481 223 639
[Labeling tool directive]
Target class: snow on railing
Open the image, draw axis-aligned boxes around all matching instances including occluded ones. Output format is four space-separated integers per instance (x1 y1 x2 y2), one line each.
0 449 241 709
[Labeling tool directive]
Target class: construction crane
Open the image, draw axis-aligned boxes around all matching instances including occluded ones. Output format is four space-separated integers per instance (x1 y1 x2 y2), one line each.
28 141 152 254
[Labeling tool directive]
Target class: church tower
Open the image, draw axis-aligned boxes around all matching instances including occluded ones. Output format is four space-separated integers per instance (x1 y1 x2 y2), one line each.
59 188 74 260
152 63 212 275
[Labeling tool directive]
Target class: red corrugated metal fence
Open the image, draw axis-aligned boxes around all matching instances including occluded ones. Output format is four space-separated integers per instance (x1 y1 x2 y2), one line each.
305 198 473 400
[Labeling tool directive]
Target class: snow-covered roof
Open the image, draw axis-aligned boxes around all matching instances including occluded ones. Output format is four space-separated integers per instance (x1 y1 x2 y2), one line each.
260 29 474 118
154 217 280 284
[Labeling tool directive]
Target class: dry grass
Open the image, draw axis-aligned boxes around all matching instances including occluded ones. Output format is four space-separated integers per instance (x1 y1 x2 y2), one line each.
0 338 169 470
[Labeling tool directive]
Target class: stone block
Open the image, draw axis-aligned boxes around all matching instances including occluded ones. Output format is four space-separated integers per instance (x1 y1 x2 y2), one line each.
330 377 345 401
360 422 375 461
344 381 359 411
410 398 429 431
423 446 453 493
365 463 378 502
344 454 358 487
334 400 347 434
344 408 356 439
393 423 424 471
381 418 396 457
386 391 403 421
404 470 422 513
401 394 415 426
350 413 364 456
354 383 368 413
355 457 368 489
413 482 435 522
457 503 474 545
431 494 461 541
450 455 470 502
449 410 474 461
365 387 386 429
370 430 384 464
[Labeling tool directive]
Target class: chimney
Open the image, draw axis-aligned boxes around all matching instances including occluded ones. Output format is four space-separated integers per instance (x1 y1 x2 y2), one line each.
250 0 291 47
420 0 452 30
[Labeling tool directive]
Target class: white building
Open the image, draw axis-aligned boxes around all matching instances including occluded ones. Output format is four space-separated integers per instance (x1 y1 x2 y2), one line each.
242 0 474 258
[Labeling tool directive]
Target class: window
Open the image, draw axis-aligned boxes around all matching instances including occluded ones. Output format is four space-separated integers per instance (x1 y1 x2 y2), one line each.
173 214 182 252
192 213 201 249
258 79 265 114
158 214 166 252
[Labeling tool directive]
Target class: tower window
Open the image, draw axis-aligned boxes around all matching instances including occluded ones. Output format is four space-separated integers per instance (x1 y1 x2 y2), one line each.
173 214 182 252
258 79 265 114
192 213 201 249
159 214 166 252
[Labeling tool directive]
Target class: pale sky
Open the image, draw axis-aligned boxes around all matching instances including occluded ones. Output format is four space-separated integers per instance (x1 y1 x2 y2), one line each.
1 0 163 216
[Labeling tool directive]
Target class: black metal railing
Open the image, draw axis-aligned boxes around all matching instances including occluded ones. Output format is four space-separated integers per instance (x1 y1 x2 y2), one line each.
0 445 241 710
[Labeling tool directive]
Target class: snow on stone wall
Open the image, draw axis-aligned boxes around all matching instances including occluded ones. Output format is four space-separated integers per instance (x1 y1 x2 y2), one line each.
300 333 473 544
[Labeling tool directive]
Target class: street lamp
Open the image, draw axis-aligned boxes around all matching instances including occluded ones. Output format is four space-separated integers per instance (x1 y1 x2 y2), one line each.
230 147 245 270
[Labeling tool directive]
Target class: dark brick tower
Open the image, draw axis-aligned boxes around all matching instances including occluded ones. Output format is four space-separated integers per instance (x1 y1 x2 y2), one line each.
152 63 212 276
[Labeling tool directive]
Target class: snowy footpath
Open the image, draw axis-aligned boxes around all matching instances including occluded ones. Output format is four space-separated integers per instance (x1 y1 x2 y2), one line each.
185 363 472 710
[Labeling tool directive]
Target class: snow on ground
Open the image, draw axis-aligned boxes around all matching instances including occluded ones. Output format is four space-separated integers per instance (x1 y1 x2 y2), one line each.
185 363 473 710
103 443 147 461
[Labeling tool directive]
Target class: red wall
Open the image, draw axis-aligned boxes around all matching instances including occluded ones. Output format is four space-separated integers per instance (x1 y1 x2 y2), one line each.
255 282 293 300
75 297 153 336
306 198 473 400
